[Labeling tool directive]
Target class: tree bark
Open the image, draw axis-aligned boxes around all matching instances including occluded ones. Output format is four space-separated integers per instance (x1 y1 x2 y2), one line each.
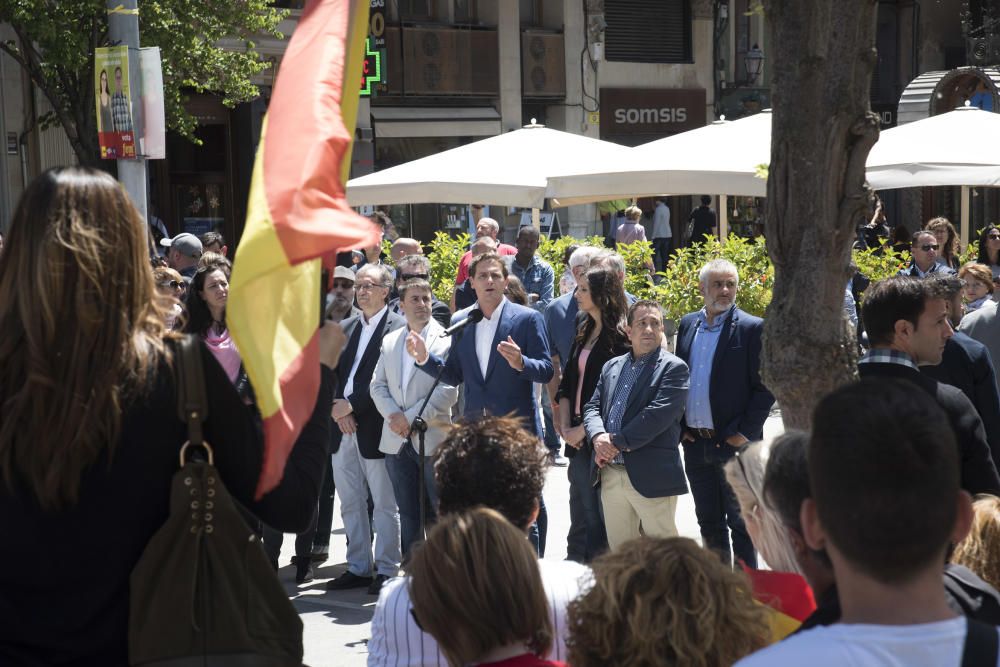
761 0 881 429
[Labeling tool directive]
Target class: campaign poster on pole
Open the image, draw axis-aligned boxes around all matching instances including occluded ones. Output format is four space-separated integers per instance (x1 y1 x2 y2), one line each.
95 46 136 159
139 47 166 159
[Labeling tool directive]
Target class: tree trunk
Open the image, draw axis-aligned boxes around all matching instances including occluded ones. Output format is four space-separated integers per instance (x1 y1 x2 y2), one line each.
760 0 881 429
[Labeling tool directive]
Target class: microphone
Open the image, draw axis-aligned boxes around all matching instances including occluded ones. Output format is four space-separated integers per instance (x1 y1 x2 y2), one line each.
442 309 484 337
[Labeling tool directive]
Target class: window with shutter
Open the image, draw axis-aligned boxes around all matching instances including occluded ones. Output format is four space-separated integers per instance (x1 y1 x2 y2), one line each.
604 0 692 63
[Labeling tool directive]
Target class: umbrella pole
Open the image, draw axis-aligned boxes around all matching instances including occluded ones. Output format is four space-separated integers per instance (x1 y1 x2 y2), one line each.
719 195 729 241
532 207 541 232
960 186 971 251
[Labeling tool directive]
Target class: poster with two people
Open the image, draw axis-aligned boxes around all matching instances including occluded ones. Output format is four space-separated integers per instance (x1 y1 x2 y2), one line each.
95 46 135 159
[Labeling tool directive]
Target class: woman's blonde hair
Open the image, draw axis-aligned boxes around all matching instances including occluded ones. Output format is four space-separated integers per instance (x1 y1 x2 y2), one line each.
408 507 552 667
959 261 994 294
566 537 769 667
625 205 643 221
0 167 173 509
724 437 803 575
952 494 1000 591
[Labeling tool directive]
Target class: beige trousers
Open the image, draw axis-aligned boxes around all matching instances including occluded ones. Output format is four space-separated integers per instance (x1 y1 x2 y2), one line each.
600 464 678 550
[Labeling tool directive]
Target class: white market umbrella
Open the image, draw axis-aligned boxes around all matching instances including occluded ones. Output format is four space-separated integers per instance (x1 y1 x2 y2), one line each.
346 121 632 210
547 110 772 208
867 105 1000 245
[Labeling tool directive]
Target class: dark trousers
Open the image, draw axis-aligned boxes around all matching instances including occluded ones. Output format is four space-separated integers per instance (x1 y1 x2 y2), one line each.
566 442 608 562
683 437 757 568
385 441 438 558
312 454 336 549
541 386 560 454
652 237 672 274
262 509 318 568
529 494 548 557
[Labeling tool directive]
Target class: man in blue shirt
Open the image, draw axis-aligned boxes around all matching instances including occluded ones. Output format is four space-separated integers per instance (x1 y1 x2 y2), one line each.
508 225 554 311
675 259 774 567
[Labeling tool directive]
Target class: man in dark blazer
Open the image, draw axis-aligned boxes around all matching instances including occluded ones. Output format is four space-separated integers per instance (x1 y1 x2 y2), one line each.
327 263 406 595
583 300 690 550
407 251 553 436
859 276 1000 496
675 259 774 567
922 275 1000 465
407 251 553 551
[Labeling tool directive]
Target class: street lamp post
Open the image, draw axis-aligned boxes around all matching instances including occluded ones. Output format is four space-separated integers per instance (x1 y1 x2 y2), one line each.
744 44 765 86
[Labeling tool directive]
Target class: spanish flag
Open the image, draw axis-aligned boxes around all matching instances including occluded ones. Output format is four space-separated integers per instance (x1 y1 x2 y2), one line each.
228 0 378 499
742 564 817 641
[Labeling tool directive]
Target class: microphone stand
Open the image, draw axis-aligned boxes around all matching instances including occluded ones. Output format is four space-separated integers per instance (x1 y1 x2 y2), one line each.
409 325 468 542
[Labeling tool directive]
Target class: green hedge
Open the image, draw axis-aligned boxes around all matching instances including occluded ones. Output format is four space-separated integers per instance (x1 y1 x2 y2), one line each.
418 233 966 322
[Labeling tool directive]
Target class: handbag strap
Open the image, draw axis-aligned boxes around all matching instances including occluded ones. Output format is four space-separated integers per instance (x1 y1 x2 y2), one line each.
176 334 209 448
961 618 999 667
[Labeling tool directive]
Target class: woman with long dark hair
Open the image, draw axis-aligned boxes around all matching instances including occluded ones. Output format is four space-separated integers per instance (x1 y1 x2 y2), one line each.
977 223 1000 281
555 265 630 561
0 167 343 664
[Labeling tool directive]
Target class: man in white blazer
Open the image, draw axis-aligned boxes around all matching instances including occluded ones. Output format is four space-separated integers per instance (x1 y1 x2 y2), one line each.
372 278 459 556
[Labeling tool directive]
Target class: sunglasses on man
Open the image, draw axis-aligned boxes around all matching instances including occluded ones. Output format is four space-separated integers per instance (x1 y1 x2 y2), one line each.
917 243 939 252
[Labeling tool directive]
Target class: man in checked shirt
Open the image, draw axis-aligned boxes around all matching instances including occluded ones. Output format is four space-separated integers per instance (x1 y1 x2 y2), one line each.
583 300 690 550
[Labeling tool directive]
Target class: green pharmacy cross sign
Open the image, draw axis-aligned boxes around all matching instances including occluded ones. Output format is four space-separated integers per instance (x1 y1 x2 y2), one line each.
360 38 384 97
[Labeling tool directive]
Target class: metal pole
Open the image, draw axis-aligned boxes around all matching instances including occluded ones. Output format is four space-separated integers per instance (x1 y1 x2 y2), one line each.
960 186 971 251
719 194 729 240
107 0 147 221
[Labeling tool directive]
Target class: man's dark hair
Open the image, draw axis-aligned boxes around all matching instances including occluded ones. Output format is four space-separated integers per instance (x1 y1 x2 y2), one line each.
927 274 965 300
200 231 226 250
434 416 548 530
810 378 959 584
700 195 711 205
469 251 509 281
911 230 935 246
762 430 811 535
860 277 929 347
626 299 663 326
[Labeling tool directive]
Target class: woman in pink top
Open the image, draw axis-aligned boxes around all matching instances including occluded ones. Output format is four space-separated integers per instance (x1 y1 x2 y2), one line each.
554 266 630 561
615 205 648 245
185 262 252 402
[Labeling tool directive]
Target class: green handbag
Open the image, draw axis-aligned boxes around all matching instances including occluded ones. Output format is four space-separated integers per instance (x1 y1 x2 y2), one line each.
128 335 304 666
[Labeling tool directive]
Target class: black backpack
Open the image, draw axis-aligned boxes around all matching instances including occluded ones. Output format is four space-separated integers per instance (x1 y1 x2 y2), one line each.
128 336 304 666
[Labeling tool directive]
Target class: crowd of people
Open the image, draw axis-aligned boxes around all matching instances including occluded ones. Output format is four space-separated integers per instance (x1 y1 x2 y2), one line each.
3 168 1000 666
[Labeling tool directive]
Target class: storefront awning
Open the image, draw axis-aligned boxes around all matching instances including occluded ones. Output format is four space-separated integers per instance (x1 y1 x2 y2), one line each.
370 107 501 138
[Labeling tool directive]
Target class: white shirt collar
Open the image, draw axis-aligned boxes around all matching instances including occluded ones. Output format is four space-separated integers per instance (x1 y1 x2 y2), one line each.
362 304 388 328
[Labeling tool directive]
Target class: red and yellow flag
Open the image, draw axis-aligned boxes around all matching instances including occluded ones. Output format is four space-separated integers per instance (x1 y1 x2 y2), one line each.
229 0 377 499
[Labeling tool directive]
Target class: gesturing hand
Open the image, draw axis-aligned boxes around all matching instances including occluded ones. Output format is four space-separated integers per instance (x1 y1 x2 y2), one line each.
387 412 410 438
405 331 429 364
497 335 525 371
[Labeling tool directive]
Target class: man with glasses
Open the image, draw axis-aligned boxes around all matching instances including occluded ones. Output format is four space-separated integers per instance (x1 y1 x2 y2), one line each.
675 259 774 567
388 253 451 327
582 300 690 549
325 265 361 323
899 230 957 277
327 264 406 595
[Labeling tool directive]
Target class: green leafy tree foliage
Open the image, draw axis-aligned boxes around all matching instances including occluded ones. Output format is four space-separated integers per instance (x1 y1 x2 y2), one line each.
0 0 284 165
425 232 470 303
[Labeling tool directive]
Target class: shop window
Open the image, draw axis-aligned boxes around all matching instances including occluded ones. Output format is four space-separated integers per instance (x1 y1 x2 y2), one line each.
520 0 542 26
604 0 691 63
454 0 477 23
401 0 434 21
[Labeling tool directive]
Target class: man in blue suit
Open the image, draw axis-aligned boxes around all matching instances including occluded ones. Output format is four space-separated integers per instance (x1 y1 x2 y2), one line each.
675 259 774 567
583 300 690 550
407 251 554 548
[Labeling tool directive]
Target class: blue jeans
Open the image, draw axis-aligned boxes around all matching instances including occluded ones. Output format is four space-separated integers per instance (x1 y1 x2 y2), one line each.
683 437 757 568
566 442 607 562
529 494 548 557
385 441 438 558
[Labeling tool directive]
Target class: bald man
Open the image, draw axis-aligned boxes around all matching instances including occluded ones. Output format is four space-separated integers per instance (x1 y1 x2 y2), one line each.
390 237 422 264
454 218 517 285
